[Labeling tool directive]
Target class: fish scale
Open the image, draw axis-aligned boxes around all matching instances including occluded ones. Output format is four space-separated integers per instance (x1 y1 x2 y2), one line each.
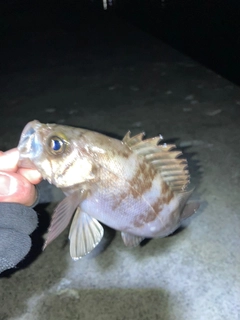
18 120 200 260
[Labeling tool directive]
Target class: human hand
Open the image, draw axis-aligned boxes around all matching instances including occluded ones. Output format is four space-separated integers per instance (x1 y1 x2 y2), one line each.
0 148 42 206
0 148 42 274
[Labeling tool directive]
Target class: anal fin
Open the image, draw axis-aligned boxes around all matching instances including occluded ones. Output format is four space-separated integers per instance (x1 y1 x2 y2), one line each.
121 232 144 247
69 208 104 260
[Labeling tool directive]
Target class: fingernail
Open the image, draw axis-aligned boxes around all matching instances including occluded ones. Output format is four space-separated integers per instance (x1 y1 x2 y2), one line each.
0 173 17 196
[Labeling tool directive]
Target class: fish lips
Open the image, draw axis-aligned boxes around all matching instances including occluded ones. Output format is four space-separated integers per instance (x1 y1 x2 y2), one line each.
17 120 43 169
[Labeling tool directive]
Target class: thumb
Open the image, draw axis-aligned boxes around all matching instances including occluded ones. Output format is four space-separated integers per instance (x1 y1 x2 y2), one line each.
0 172 37 206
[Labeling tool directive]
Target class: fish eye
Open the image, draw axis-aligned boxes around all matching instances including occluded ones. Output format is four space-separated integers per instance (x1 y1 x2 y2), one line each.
48 136 65 155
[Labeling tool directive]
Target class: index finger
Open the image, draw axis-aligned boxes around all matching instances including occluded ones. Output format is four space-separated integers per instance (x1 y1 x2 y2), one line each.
0 148 19 172
17 168 42 185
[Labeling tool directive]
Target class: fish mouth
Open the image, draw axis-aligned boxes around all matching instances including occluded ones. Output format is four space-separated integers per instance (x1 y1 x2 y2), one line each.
17 120 42 169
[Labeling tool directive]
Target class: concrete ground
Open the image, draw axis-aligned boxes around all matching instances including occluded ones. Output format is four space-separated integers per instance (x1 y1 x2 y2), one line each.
0 9 240 320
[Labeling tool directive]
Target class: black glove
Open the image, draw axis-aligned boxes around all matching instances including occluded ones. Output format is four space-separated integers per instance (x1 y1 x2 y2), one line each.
0 203 38 274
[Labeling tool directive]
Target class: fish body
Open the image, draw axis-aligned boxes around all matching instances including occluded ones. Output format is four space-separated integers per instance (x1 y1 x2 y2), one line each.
18 120 199 259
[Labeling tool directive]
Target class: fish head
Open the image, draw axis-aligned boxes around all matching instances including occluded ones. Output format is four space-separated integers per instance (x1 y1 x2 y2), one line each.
18 120 94 188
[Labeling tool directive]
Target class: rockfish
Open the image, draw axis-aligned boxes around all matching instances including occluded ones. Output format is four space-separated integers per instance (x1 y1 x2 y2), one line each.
18 120 199 260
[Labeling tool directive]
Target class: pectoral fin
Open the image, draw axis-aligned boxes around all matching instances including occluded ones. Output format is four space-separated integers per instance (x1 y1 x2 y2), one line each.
43 190 87 250
121 232 144 247
69 208 104 260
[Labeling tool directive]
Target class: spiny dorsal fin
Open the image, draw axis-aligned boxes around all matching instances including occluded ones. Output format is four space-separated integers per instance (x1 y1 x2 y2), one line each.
122 131 145 147
123 131 190 192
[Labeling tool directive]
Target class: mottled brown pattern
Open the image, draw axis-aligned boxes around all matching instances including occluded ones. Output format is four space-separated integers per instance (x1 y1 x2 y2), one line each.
128 161 156 199
120 150 131 158
164 189 174 204
161 181 169 195
144 209 157 224
133 207 157 227
133 214 146 228
111 160 157 211
111 190 129 211
159 181 174 204
151 197 164 216
163 207 180 233
138 197 164 226
143 185 174 225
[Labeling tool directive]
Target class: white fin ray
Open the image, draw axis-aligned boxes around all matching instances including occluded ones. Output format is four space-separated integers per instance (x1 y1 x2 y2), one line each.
123 131 145 147
161 170 189 177
164 175 188 182
43 191 85 250
145 150 183 160
147 159 187 166
123 132 190 192
121 232 144 247
160 164 188 171
171 186 186 192
131 137 162 150
69 208 104 260
122 131 131 143
158 144 176 151
169 180 189 186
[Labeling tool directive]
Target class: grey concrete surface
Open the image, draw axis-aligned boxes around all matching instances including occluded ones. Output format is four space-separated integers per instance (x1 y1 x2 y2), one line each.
0 12 240 320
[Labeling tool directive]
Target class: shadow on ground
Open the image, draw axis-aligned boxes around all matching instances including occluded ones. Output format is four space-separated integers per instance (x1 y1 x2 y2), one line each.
26 288 170 320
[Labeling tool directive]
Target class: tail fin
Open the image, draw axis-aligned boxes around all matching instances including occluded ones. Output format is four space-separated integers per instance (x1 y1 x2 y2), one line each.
181 201 200 221
177 189 200 221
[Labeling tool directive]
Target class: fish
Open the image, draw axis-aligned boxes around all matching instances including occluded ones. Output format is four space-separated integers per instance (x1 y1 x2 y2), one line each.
17 120 200 260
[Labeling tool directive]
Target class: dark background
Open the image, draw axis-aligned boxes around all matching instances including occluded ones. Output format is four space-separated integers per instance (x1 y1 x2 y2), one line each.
1 2 240 319
1 0 240 85
116 0 240 85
